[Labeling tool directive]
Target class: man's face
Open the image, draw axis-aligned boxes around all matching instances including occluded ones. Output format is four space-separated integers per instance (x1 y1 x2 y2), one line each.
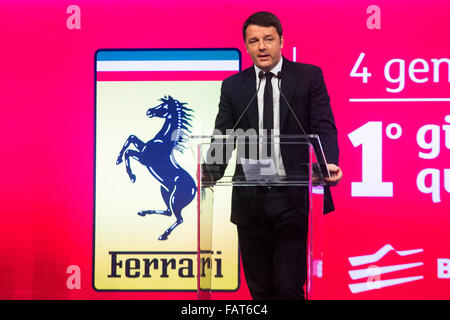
245 24 283 72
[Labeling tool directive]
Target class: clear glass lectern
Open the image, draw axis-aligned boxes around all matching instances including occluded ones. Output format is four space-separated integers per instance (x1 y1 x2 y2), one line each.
190 134 327 300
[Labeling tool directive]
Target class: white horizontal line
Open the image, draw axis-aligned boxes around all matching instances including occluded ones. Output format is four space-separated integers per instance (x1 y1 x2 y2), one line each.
348 276 424 294
348 262 423 280
350 98 450 102
348 244 423 267
97 60 239 72
396 248 424 256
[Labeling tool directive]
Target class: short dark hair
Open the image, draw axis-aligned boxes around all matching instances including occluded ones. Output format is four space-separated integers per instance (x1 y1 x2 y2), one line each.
242 11 283 41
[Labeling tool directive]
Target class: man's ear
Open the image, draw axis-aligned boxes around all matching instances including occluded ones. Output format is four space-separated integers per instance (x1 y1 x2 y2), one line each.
280 35 284 49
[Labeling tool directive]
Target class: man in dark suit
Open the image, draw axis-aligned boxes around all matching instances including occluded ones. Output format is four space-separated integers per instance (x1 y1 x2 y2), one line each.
205 11 342 299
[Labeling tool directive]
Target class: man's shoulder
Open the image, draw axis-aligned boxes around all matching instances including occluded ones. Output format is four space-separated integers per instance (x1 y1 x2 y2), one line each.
220 60 324 85
222 65 254 85
284 58 323 76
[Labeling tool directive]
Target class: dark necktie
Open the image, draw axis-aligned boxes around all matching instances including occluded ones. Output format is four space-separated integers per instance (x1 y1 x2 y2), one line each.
263 72 274 157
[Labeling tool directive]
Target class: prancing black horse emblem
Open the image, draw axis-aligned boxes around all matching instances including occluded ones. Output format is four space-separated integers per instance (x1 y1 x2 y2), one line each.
116 96 196 240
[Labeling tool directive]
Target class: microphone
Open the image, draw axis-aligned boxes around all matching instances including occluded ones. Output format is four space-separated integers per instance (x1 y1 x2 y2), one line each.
231 71 264 132
276 71 309 139
276 71 330 178
204 73 264 184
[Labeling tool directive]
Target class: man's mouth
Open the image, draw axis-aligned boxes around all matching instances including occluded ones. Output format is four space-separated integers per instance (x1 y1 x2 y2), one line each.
258 54 270 60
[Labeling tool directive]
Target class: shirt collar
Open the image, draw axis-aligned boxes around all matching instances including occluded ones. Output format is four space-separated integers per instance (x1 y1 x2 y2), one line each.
254 56 283 78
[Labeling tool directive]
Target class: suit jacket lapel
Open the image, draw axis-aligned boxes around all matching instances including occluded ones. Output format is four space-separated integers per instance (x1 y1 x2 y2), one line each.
280 57 296 129
241 67 259 130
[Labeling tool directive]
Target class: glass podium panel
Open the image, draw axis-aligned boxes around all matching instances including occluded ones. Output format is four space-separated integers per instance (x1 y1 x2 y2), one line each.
191 134 327 300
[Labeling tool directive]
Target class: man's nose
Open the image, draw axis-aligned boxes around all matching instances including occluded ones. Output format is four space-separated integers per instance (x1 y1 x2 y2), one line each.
258 40 267 51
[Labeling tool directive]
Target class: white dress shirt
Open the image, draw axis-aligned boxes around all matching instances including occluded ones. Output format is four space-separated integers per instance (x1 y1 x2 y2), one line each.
254 57 286 176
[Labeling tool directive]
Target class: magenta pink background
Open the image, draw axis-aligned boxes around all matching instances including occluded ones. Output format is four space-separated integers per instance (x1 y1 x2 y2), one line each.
1 0 449 299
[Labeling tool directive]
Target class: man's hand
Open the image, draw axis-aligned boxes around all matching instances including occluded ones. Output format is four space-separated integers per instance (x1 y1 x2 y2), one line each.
201 172 215 186
324 163 342 186
312 163 342 186
201 165 218 187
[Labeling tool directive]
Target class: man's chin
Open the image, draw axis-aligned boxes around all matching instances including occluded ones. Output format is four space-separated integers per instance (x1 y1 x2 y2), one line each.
255 61 273 72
